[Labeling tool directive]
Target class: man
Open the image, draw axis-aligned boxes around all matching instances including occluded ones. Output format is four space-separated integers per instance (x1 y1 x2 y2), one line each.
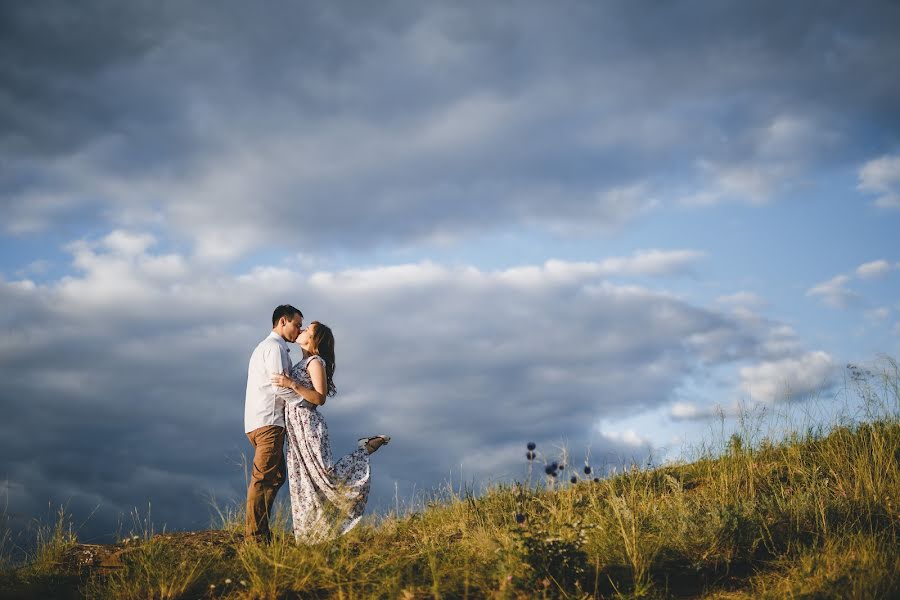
244 304 304 541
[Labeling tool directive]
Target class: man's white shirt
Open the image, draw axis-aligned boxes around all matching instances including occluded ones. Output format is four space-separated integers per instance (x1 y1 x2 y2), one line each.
244 332 304 433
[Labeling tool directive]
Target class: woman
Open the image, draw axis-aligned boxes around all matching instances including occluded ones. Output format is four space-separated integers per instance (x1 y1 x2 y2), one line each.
271 321 390 543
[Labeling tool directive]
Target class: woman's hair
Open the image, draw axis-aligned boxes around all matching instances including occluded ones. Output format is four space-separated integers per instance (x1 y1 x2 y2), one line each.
307 321 337 396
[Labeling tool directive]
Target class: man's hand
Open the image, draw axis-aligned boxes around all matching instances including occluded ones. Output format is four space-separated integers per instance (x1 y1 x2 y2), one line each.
271 373 292 389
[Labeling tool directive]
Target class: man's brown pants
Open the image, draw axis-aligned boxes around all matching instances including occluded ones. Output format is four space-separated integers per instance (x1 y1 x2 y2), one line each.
245 425 286 540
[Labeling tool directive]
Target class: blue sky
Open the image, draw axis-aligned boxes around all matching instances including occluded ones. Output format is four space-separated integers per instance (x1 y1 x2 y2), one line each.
1 0 899 541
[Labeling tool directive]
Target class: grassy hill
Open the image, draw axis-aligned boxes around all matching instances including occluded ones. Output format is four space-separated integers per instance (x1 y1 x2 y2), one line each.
2 363 898 599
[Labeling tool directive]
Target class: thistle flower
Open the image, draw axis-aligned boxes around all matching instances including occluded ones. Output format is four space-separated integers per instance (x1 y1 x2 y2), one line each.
584 465 591 475
592 477 600 483
570 476 577 484
544 464 557 477
515 512 526 524
526 451 535 461
527 442 536 451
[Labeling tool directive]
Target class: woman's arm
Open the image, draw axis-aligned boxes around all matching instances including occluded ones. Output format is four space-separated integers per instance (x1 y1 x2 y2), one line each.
305 359 328 406
270 363 327 406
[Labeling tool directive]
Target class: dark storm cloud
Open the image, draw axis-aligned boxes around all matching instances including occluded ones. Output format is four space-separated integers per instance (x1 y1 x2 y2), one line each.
0 1 169 157
0 239 818 539
2 1 899 250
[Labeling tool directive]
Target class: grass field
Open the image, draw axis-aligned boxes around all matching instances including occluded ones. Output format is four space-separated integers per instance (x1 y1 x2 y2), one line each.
2 359 898 599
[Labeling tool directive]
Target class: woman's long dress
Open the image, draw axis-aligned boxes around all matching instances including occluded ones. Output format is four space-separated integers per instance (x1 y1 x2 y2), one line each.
284 355 371 543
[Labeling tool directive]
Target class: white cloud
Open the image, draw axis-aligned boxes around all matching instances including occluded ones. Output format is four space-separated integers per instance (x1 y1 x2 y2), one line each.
670 402 698 419
102 230 157 255
668 398 760 422
757 325 803 358
596 249 706 277
856 259 894 279
598 428 651 449
682 114 839 207
858 154 900 209
865 307 890 322
758 115 827 158
539 184 662 235
739 351 836 403
715 291 767 309
14 259 52 278
307 249 701 297
808 261 897 310
670 401 717 421
806 274 860 308
683 161 785 206
532 249 704 282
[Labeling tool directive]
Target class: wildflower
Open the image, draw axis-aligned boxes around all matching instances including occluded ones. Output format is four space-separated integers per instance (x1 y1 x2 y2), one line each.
209 584 216 589
515 513 526 524
240 580 248 586
570 476 577 484
584 465 591 475
526 451 535 461
544 464 557 477
527 442 536 451
593 477 599 483
225 578 232 585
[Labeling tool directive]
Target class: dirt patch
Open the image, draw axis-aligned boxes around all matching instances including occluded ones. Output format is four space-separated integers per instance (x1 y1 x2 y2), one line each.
57 529 243 575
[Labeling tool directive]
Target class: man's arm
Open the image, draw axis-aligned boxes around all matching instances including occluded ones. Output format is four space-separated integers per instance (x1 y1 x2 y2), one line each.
263 344 306 404
271 369 326 406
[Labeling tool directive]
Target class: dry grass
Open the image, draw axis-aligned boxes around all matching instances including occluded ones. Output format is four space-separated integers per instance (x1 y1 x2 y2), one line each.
3 358 899 599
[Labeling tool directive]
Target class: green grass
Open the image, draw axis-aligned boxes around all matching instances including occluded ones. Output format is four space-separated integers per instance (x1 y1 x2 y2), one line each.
0 505 81 599
3 358 899 598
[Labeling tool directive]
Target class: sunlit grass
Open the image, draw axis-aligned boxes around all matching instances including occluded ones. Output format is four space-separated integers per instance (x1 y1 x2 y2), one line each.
4 357 899 598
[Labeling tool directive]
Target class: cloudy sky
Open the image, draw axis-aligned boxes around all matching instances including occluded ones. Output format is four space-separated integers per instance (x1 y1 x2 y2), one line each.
2 1 899 541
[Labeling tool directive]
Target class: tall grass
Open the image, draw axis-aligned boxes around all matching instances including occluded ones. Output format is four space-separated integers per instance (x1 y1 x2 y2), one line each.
7 358 900 598
28 505 79 574
0 504 12 575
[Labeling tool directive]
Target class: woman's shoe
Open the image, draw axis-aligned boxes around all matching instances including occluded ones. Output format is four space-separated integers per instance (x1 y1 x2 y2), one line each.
358 435 391 454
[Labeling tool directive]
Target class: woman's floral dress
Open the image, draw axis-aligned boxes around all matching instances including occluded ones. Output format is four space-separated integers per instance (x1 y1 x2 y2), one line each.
284 355 371 543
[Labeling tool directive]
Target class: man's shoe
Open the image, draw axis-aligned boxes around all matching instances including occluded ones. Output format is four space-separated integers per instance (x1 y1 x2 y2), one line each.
244 532 272 545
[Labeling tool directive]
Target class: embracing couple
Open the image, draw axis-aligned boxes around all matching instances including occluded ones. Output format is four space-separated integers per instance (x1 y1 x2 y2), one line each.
244 304 390 543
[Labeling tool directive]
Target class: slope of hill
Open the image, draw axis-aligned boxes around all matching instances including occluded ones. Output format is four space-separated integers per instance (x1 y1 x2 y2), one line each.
2 366 898 599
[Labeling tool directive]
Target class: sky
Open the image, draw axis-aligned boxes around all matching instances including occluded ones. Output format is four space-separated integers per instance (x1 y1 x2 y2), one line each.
2 0 899 542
